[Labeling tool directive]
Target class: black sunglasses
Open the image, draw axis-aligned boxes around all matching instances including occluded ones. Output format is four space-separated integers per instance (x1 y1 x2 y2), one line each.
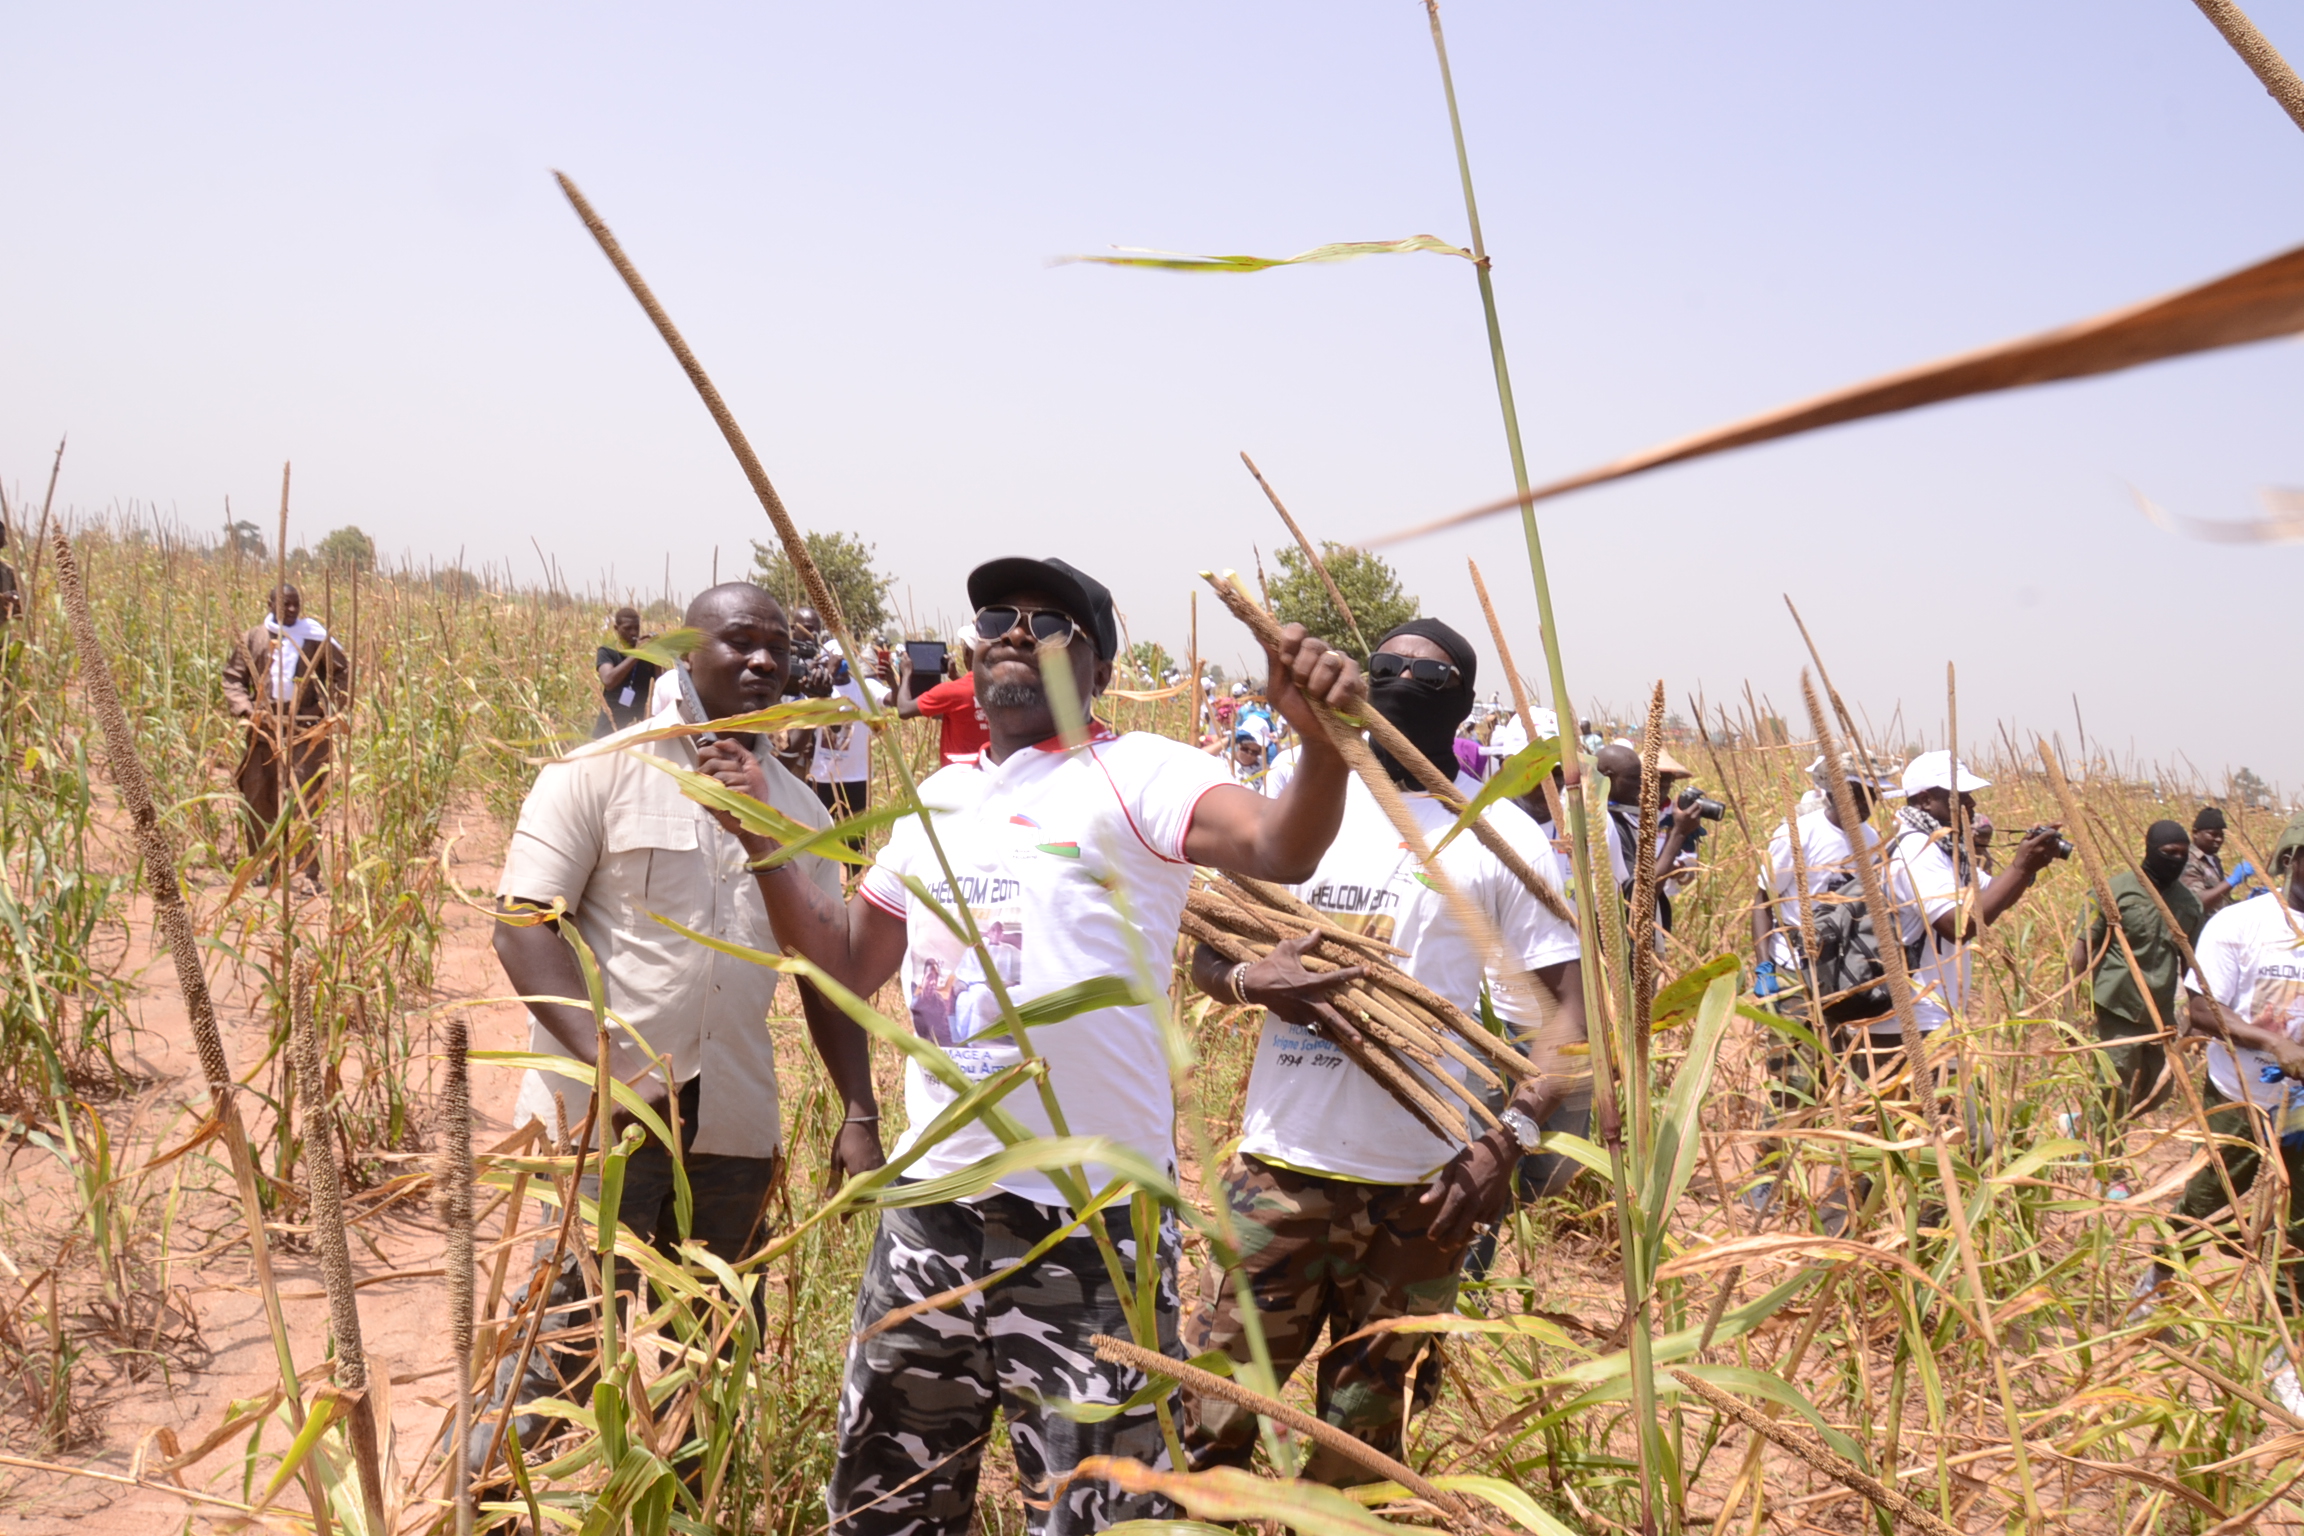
1368 652 1460 687
973 605 1084 647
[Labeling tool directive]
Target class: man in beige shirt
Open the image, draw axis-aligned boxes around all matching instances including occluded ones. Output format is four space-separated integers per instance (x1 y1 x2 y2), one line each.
475 582 883 1463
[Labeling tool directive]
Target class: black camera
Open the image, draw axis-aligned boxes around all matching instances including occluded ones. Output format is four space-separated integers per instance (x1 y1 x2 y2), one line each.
1678 787 1727 822
790 633 822 664
2027 824 2074 861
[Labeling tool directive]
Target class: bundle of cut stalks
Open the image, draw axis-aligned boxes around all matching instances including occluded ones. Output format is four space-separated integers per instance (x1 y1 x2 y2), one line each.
1180 874 1537 1144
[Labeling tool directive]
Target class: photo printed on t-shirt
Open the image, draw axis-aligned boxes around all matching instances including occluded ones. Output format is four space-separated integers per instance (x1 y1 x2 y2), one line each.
906 873 1022 1080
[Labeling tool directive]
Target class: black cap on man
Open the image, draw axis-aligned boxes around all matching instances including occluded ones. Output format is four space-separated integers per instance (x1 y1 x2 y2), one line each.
965 557 1118 661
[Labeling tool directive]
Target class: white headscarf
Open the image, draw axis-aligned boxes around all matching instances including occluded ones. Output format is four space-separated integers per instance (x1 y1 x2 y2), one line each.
264 615 329 701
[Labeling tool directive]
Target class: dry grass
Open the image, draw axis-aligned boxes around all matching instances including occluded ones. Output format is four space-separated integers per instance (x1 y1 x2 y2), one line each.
3 509 2302 1531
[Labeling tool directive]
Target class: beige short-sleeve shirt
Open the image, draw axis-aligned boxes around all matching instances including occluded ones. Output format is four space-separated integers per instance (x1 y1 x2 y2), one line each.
497 703 842 1158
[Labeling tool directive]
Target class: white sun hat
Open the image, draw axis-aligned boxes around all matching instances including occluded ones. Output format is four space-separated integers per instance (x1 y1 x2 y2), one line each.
1899 749 1990 796
1808 752 1901 795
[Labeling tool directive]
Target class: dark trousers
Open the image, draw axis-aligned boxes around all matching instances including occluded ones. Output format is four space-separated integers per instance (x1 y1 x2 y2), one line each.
816 778 870 851
1183 1156 1463 1483
2095 1008 2175 1127
528 1076 780 1389
234 715 332 870
828 1191 1179 1536
2172 1081 2304 1314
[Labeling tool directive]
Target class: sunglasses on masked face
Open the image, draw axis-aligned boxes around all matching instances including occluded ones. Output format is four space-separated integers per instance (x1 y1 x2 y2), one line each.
973 605 1085 647
1367 652 1460 687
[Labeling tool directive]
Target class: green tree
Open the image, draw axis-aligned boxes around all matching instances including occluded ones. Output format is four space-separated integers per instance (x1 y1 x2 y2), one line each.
222 519 266 560
1124 640 1174 684
751 531 894 635
315 525 376 572
1266 541 1417 663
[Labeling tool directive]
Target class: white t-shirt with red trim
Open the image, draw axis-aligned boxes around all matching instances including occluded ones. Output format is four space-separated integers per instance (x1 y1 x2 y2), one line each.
858 725 1235 1207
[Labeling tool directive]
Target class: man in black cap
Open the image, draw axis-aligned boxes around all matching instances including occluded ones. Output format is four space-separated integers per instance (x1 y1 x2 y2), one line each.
2182 806 2252 918
1175 616 1582 1481
2069 821 2205 1171
693 556 1364 1536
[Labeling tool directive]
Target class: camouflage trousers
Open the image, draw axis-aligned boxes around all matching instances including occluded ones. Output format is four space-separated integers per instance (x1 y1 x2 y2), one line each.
827 1191 1182 1536
1181 1155 1464 1484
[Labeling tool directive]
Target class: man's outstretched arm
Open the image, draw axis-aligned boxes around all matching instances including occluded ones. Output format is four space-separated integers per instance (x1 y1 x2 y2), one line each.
1183 626 1361 883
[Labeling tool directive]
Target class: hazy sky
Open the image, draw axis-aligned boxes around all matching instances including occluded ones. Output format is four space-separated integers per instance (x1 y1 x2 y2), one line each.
8 3 2302 789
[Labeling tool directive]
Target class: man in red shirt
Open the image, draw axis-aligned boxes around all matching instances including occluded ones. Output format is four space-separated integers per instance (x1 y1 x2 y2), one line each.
897 636 991 763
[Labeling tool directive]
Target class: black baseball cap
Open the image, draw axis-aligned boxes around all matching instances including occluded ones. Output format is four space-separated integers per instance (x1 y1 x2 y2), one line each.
2195 806 2227 832
966 557 1119 661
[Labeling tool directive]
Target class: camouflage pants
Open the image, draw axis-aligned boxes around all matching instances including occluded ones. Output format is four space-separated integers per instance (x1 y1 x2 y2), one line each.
1181 1156 1464 1484
827 1191 1181 1536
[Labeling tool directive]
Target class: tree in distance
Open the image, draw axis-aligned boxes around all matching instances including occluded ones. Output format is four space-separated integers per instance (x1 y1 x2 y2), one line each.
1266 541 1417 664
315 526 376 573
222 519 266 560
1126 640 1174 684
751 531 894 635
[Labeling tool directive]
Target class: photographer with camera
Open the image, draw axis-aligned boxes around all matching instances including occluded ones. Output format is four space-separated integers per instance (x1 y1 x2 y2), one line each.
1595 740 1714 938
1875 752 2066 1067
895 631 990 767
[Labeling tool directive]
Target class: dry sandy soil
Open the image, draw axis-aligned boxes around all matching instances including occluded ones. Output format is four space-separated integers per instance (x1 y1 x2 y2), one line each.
1 805 535 1532
11 793 2304 1534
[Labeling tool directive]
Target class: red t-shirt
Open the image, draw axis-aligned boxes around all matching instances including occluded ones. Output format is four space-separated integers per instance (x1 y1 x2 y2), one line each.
914 675 991 764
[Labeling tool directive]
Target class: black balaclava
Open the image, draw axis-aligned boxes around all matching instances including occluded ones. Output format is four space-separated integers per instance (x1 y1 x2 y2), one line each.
2142 820 2190 887
1367 618 1477 789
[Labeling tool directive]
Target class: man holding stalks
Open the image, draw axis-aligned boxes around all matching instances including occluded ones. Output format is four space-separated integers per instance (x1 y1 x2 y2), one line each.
693 555 1364 1536
1177 617 1583 1482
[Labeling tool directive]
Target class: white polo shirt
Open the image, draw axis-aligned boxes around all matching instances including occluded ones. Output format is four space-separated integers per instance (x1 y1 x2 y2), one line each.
1238 774 1580 1184
857 723 1234 1208
497 705 843 1157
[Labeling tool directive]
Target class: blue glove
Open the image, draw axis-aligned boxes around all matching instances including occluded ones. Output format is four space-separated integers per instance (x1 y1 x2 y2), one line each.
1753 960 1783 998
2229 860 2256 888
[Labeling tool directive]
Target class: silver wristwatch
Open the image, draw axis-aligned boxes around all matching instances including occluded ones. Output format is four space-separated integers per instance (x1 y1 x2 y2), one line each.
1499 1106 1544 1153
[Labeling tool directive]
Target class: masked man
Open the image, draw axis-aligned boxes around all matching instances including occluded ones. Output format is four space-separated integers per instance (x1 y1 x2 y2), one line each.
1178 617 1582 1482
2069 821 2205 1143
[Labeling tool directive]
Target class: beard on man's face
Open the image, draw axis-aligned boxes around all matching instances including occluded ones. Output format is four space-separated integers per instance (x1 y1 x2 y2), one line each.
982 679 1046 709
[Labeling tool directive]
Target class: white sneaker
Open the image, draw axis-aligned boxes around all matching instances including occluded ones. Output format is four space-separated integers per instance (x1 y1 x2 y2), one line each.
2267 1349 2304 1419
2124 1265 2169 1330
